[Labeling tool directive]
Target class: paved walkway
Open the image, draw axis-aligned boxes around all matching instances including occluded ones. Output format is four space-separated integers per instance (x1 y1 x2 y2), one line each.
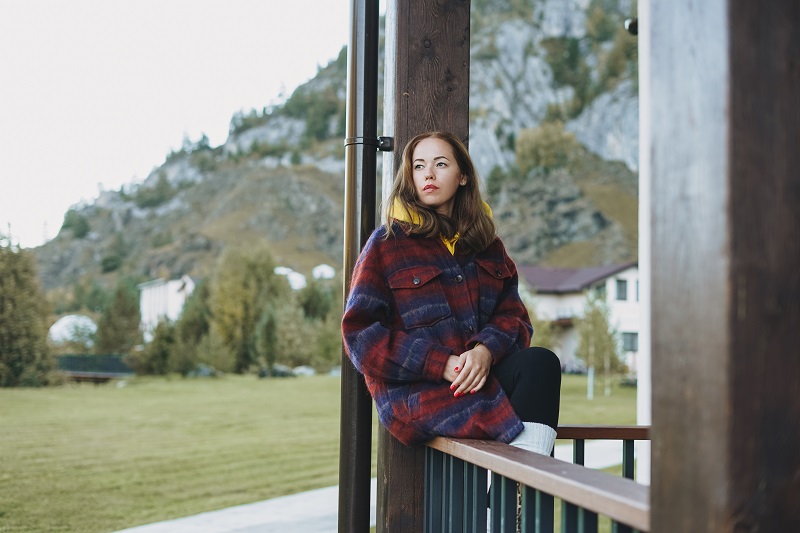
115 441 630 533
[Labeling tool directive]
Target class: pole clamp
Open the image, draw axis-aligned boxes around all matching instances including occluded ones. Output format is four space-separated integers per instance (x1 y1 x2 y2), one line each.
344 136 394 152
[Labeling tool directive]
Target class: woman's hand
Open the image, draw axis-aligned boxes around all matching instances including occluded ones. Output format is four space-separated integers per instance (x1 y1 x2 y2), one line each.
443 344 492 397
443 355 461 383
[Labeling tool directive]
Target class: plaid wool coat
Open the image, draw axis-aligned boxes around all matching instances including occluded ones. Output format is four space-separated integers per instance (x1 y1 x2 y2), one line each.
342 222 533 445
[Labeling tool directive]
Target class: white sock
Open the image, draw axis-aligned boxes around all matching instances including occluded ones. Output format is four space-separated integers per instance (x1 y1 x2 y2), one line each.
509 422 556 456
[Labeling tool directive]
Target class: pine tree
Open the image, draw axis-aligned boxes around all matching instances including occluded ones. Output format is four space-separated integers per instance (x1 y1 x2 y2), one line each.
0 237 54 386
94 280 141 354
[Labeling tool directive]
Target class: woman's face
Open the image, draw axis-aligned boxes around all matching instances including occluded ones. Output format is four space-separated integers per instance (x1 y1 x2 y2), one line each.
411 137 466 217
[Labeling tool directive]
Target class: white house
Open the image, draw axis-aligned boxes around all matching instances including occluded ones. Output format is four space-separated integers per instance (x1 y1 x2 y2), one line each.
137 275 196 342
518 261 640 375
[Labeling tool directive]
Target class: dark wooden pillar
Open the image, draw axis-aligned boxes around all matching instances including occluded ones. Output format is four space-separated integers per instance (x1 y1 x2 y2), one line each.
379 0 471 530
649 0 800 530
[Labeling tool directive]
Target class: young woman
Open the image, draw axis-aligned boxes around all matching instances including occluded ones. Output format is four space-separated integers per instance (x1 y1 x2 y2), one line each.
342 131 561 455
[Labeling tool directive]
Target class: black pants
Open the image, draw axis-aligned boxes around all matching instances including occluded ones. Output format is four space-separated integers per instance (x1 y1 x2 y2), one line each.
493 347 561 430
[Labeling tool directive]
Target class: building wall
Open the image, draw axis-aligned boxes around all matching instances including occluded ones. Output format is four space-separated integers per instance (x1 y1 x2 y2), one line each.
521 266 641 375
138 276 195 342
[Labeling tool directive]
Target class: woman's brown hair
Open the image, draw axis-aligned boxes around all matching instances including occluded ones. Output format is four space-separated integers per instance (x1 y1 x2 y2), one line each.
384 131 496 253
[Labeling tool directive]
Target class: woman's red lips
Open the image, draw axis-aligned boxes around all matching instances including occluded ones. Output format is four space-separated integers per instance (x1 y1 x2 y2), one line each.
423 184 438 191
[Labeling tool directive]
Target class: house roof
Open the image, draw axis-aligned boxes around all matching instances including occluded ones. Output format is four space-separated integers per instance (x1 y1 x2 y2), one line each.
518 261 637 294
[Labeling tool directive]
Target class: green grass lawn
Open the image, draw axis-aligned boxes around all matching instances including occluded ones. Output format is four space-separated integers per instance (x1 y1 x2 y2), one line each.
0 373 636 532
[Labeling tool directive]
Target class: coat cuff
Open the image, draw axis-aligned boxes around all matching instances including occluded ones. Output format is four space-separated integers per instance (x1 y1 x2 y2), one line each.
422 344 452 382
467 331 504 363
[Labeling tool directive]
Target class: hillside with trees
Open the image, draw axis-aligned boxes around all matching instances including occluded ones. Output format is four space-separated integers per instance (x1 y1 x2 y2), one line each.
16 0 638 381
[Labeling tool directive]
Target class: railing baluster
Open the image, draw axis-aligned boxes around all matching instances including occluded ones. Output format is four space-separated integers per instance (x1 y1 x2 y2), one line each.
537 490 555 532
622 439 635 479
611 439 637 533
441 452 451 531
520 485 536 533
426 447 444 533
489 473 517 532
448 455 465 532
464 463 488 533
563 438 586 531
580 510 598 532
612 521 634 533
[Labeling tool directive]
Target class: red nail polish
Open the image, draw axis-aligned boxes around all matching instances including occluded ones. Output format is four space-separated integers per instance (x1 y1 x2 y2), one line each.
470 390 476 394
450 384 455 391
454 367 459 371
454 392 461 397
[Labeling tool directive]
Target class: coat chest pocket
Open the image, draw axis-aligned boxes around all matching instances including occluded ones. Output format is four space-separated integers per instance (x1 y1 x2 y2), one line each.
388 265 451 329
474 258 512 318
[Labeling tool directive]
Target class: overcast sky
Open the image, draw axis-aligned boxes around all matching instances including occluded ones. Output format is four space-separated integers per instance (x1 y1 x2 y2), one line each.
0 0 354 248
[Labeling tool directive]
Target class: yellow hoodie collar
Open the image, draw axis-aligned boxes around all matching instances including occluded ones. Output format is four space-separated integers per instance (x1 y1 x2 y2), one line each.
389 198 493 255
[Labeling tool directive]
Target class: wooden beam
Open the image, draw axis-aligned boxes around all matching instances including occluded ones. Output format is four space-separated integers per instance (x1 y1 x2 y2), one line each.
555 425 650 441
379 1 471 531
648 0 800 530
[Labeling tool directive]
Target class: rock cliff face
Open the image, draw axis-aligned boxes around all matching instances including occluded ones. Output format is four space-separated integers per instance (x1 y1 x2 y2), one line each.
34 0 639 292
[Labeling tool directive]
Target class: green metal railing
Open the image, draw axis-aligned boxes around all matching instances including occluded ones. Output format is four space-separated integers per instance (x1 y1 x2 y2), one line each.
424 426 651 533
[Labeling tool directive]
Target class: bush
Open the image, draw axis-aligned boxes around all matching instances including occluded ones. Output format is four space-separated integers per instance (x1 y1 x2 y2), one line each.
101 255 122 273
515 121 581 174
128 320 174 375
61 209 90 239
194 331 235 374
151 231 173 248
133 173 175 209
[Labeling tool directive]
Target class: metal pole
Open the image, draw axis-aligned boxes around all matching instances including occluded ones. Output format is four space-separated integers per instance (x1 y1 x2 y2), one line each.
339 0 380 531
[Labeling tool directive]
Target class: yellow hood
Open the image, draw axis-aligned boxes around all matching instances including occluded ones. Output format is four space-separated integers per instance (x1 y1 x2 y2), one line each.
389 198 493 254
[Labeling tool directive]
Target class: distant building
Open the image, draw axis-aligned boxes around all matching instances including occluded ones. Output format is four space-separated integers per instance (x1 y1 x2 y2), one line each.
518 261 640 375
137 275 196 342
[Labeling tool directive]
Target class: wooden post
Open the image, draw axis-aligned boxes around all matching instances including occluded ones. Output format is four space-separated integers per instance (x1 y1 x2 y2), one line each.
379 0 471 530
648 0 800 530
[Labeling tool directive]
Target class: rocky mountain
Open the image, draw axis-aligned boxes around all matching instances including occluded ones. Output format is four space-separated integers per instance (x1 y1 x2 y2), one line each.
33 0 639 296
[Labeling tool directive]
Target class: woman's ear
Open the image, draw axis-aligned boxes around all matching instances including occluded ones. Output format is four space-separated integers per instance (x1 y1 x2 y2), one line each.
460 175 467 186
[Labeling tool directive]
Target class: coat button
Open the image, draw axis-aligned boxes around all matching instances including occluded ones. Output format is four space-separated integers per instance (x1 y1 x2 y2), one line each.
468 325 475 333
495 270 502 277
455 275 463 282
412 277 420 285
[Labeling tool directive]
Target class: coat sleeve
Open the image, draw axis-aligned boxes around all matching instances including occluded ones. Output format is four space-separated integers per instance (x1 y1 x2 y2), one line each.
341 232 452 383
468 244 533 362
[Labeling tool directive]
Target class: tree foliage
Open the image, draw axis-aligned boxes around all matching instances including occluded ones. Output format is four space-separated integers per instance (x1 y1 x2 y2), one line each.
0 238 54 386
61 209 90 239
515 121 581 174
283 86 342 141
576 293 626 396
133 173 176 209
128 319 174 375
94 280 141 355
209 246 291 373
297 279 334 321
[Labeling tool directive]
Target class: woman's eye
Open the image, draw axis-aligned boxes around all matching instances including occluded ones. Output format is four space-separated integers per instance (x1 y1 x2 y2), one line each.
436 162 446 167
414 164 423 170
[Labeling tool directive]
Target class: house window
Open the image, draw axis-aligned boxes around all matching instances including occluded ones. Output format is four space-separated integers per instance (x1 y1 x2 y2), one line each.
594 283 606 300
616 279 628 301
622 332 638 352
